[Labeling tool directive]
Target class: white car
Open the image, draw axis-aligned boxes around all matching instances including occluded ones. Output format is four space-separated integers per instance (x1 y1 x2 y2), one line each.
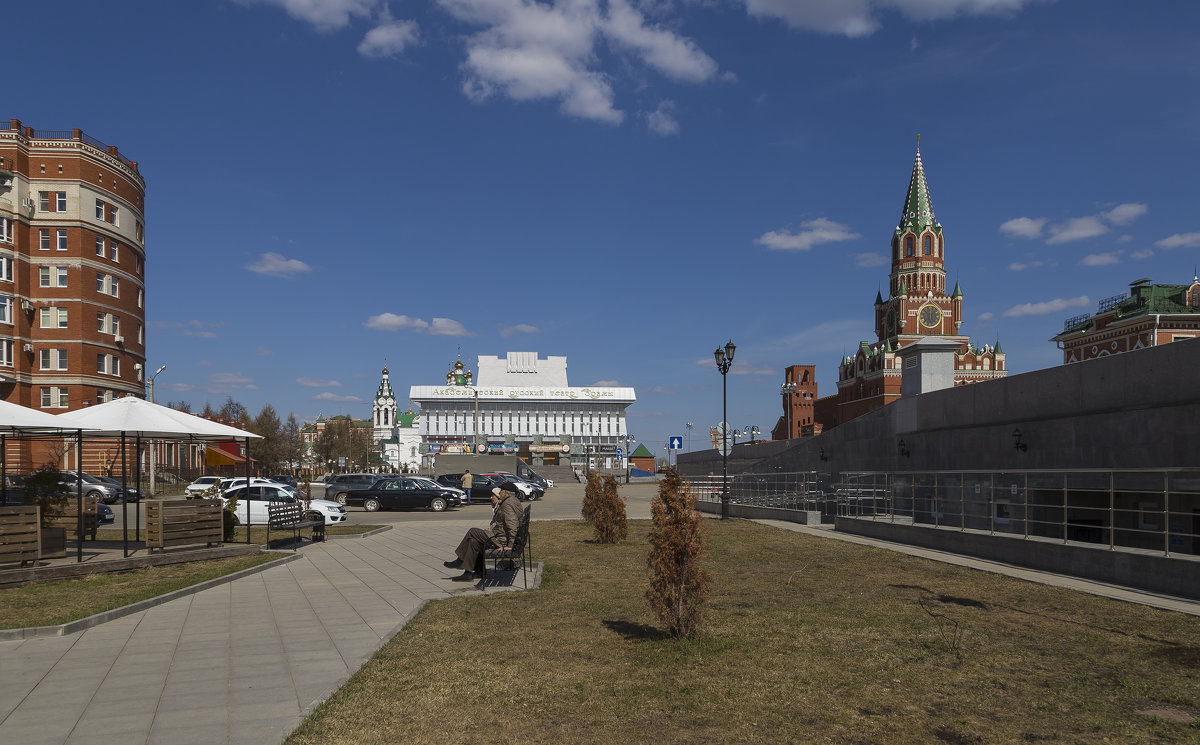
185 476 222 497
221 484 348 526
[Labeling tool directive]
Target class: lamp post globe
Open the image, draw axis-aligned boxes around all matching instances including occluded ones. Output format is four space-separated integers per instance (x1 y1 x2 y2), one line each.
714 340 735 519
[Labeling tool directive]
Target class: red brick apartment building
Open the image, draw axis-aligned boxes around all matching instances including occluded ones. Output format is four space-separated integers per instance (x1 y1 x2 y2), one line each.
0 120 147 471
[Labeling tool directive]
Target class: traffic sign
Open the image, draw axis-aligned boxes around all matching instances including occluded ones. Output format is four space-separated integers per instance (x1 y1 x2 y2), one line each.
617 448 623 457
669 436 683 450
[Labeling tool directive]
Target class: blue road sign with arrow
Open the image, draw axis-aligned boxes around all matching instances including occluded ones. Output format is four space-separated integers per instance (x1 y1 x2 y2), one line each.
669 436 683 449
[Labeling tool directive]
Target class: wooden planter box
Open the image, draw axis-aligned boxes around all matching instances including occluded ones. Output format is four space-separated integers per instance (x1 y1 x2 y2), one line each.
0 506 41 566
146 499 222 554
40 526 66 558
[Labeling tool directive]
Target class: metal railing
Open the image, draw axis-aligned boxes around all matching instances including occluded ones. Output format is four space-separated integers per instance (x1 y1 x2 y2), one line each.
685 471 826 512
835 469 1200 557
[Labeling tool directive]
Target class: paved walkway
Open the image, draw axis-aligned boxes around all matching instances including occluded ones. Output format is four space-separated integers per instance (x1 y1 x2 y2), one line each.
0 521 534 745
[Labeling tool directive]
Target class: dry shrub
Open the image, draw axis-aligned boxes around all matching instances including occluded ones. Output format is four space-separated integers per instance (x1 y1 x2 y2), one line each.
581 470 602 522
645 469 712 638
592 475 628 544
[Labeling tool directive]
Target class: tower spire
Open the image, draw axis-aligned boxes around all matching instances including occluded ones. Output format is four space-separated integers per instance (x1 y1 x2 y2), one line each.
899 142 937 234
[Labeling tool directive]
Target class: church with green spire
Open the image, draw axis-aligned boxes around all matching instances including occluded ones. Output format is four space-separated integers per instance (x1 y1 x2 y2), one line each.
817 143 1008 431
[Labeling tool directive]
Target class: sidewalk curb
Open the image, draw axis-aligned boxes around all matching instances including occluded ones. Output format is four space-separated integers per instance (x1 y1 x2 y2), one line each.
0 553 302 641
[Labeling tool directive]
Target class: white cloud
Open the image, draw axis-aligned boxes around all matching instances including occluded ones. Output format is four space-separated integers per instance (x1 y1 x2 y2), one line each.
206 372 258 392
440 0 719 124
247 252 312 277
1002 296 1090 318
756 218 860 251
314 392 364 402
298 377 342 388
499 323 540 338
429 318 471 336
358 18 419 58
1130 248 1154 260
1046 216 1108 245
999 216 1046 239
238 0 377 32
855 252 888 268
646 100 680 135
591 380 620 386
603 0 718 83
365 313 429 332
977 312 994 321
1156 232 1200 249
1008 260 1042 271
742 0 1040 38
1103 202 1148 225
1080 252 1121 267
183 329 217 339
255 346 273 356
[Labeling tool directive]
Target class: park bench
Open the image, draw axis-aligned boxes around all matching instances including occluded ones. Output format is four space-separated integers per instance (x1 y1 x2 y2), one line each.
483 504 532 585
267 502 325 549
146 499 222 554
0 506 40 567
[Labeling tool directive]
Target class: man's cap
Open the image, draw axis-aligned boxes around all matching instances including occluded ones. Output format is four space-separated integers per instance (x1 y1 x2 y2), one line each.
491 486 504 497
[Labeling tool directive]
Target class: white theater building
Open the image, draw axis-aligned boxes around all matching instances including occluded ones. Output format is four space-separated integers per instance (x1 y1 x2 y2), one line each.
409 352 636 469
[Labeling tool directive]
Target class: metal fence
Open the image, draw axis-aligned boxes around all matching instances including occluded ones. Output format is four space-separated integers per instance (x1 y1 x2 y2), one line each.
684 468 1200 558
836 469 1200 557
685 471 827 511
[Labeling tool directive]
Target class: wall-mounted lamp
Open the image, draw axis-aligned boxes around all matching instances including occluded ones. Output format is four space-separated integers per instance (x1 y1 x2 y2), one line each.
1012 427 1027 452
898 439 911 458
819 447 829 462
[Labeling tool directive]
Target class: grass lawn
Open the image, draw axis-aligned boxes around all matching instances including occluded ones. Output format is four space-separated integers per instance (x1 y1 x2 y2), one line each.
286 519 1199 745
0 552 282 629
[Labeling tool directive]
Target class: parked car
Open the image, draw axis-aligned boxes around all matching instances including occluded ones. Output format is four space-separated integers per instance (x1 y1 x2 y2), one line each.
97 502 115 524
518 470 549 489
484 473 537 500
270 474 298 487
325 473 395 503
495 472 545 500
221 484 348 526
437 473 506 504
58 473 122 503
185 476 222 497
96 476 142 504
344 477 460 512
412 476 468 505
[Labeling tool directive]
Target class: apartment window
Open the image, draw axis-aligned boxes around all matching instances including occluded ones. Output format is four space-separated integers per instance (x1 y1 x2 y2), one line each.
41 348 68 371
97 311 106 333
111 276 119 297
40 386 69 409
96 312 119 336
112 316 120 337
57 192 66 211
39 192 49 211
0 217 11 243
97 353 120 376
96 273 119 297
137 324 143 344
56 229 68 251
110 243 119 263
136 220 144 242
95 199 105 220
41 266 68 288
137 289 143 308
110 205 119 226
95 236 106 257
0 295 11 325
0 256 12 282
39 229 50 250
40 307 68 329
0 340 11 367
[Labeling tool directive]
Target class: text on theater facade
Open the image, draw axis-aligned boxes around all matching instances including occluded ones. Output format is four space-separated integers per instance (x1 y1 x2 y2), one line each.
428 386 620 400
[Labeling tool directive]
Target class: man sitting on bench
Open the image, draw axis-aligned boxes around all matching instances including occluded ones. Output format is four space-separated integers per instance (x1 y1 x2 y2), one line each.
445 485 522 582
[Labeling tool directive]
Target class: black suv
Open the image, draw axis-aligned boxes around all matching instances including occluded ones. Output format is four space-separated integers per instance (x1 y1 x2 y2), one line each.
437 473 507 504
325 473 396 503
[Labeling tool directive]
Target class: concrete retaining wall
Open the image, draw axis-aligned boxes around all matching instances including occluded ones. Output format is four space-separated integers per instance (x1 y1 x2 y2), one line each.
695 500 824 524
836 516 1200 600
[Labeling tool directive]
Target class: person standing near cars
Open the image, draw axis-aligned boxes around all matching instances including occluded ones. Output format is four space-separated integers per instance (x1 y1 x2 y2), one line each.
461 469 473 502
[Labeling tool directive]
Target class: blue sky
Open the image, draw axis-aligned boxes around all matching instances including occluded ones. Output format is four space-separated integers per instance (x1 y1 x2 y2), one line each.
9 0 1198 455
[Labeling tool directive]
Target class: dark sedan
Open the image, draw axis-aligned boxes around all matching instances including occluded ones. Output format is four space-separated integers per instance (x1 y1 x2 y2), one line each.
436 473 506 504
344 477 461 513
97 476 141 503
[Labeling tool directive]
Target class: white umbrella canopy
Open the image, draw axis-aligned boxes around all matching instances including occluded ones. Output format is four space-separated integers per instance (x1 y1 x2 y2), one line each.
54 396 261 439
0 399 95 432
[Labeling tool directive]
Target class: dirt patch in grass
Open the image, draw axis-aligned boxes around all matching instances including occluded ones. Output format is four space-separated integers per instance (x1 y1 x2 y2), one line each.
286 520 1200 745
0 553 282 629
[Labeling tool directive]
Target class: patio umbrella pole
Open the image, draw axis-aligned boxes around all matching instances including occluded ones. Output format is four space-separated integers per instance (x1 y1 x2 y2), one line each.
2 434 6 504
76 431 83 563
135 434 142 546
121 432 128 558
245 436 251 544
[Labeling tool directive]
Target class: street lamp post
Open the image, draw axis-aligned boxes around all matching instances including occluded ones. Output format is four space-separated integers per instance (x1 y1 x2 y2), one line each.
147 365 166 496
713 340 735 520
625 434 635 483
781 381 797 440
